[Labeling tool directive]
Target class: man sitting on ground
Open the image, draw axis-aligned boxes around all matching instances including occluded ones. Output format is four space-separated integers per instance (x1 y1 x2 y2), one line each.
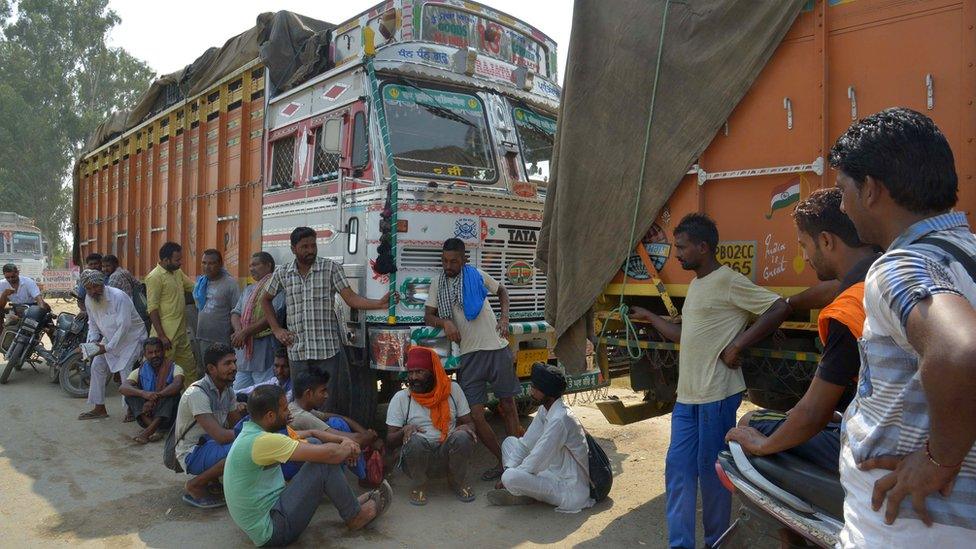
224 385 392 546
488 363 594 513
386 346 477 505
174 343 243 509
289 370 381 453
236 346 292 402
119 337 185 444
726 188 879 473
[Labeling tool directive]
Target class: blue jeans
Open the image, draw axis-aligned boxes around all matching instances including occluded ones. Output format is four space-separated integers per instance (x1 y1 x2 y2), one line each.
185 437 234 475
666 392 742 548
233 368 276 392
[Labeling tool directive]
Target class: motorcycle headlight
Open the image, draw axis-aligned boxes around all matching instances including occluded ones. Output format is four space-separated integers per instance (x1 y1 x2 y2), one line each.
404 282 431 307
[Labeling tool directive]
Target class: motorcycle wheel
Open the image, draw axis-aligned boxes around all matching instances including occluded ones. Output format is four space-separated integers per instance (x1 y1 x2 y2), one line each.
0 342 24 384
59 354 91 398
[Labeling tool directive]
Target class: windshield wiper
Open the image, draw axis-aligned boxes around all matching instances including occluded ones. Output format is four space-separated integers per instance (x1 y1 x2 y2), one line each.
416 102 476 128
396 78 477 129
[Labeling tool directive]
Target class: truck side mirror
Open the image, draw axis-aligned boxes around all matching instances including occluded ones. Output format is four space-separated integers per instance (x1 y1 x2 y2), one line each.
321 118 342 155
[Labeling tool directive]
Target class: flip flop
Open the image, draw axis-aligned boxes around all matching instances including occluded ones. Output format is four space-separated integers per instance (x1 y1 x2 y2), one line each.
77 411 109 421
408 489 427 506
148 432 164 443
182 492 225 509
481 464 503 481
362 480 393 527
486 488 533 506
453 485 476 503
133 434 149 445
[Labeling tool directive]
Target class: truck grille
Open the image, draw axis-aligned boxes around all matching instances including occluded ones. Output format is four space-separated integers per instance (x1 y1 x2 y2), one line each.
480 235 545 318
400 239 546 319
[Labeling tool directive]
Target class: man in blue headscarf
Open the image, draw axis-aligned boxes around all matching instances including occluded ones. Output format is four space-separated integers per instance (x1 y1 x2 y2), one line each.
424 238 520 481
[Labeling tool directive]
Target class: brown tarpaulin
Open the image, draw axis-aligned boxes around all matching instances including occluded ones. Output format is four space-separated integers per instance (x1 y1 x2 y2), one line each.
73 11 336 262
537 0 804 373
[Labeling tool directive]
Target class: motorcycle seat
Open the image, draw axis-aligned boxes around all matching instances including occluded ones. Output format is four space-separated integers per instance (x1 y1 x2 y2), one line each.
748 451 845 520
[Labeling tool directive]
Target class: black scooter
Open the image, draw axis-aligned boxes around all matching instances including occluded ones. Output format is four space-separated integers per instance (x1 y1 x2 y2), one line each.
713 441 844 548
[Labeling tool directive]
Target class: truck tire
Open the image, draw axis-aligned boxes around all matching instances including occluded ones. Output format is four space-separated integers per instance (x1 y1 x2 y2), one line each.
345 346 378 429
59 354 91 398
1 342 25 384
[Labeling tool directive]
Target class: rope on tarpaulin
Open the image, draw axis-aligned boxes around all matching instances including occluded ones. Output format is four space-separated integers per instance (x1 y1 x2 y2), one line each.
598 0 672 361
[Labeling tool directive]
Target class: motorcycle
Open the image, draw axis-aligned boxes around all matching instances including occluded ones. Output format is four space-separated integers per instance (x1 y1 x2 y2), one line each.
52 311 92 397
0 304 56 384
714 442 844 548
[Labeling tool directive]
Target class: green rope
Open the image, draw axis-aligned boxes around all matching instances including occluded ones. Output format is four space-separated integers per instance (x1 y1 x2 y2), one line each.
600 0 672 360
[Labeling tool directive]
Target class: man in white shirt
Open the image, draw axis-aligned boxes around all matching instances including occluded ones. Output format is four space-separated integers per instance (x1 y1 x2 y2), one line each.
488 362 595 514
386 346 477 505
0 263 46 318
76 269 147 421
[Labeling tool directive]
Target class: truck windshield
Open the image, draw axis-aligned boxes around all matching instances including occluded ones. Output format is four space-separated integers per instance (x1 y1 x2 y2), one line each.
382 83 496 183
513 107 556 183
12 232 41 255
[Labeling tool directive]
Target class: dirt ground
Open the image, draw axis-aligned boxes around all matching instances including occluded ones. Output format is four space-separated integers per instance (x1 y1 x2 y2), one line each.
0 301 760 548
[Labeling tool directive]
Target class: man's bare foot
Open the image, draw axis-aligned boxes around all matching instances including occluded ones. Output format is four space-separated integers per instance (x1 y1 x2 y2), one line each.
357 492 371 505
184 480 210 502
346 499 378 531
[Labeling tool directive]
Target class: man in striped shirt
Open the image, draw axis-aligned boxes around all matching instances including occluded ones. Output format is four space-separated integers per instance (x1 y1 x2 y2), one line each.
832 107 976 545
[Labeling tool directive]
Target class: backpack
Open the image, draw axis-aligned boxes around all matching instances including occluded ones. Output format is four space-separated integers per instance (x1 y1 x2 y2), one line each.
163 418 196 473
568 429 614 502
163 380 212 472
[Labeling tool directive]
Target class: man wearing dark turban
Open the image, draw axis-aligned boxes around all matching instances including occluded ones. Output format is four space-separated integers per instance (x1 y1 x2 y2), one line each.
487 363 594 513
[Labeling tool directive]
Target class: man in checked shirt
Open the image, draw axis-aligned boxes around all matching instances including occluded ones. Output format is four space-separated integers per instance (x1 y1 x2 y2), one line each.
261 227 394 406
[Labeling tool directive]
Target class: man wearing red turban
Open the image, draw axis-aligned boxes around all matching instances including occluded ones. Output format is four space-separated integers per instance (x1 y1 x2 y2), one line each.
386 346 478 506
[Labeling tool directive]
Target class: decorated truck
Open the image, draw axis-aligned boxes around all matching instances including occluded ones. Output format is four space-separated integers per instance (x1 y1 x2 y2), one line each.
0 212 47 281
74 1 604 424
534 0 976 424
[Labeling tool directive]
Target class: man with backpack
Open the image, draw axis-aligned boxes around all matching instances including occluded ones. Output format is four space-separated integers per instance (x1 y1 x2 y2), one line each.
487 362 594 513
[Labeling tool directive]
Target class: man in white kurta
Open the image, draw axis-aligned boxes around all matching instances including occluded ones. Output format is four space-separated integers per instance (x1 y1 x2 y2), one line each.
489 363 594 513
77 270 147 420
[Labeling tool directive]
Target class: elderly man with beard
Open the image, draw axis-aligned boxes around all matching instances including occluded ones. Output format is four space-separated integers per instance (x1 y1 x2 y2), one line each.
487 363 594 513
231 252 284 391
77 269 147 421
386 346 477 505
119 337 185 443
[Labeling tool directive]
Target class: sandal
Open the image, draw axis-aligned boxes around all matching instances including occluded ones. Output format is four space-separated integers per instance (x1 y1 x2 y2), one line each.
453 485 476 503
181 492 225 509
78 410 109 421
362 480 393 526
409 489 427 506
148 432 164 443
481 464 504 481
133 434 149 445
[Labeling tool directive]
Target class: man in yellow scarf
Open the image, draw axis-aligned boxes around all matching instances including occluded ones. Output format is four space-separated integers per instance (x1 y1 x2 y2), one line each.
385 347 478 506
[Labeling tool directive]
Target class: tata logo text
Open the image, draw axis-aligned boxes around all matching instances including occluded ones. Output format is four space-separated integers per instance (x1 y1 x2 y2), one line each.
507 229 537 244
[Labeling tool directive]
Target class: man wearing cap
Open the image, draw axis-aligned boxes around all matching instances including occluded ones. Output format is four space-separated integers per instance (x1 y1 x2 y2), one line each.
77 269 147 421
487 363 594 513
386 347 478 505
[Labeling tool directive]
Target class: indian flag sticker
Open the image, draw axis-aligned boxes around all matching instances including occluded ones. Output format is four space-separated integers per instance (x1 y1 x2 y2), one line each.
766 178 801 219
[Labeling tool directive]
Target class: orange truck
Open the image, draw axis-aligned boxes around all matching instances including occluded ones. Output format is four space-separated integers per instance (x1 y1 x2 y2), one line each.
587 0 976 423
74 2 601 424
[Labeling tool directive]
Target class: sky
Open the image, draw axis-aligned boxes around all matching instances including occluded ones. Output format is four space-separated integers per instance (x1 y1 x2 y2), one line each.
107 0 574 82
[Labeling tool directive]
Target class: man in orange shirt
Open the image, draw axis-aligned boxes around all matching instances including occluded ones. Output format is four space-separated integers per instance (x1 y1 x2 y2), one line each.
726 188 879 473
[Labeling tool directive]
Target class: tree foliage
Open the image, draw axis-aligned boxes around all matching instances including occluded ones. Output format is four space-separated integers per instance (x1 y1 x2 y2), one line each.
0 0 153 262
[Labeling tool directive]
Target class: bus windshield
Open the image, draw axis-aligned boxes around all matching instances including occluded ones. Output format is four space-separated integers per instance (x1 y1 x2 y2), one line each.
382 83 496 183
12 232 41 255
513 107 556 183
